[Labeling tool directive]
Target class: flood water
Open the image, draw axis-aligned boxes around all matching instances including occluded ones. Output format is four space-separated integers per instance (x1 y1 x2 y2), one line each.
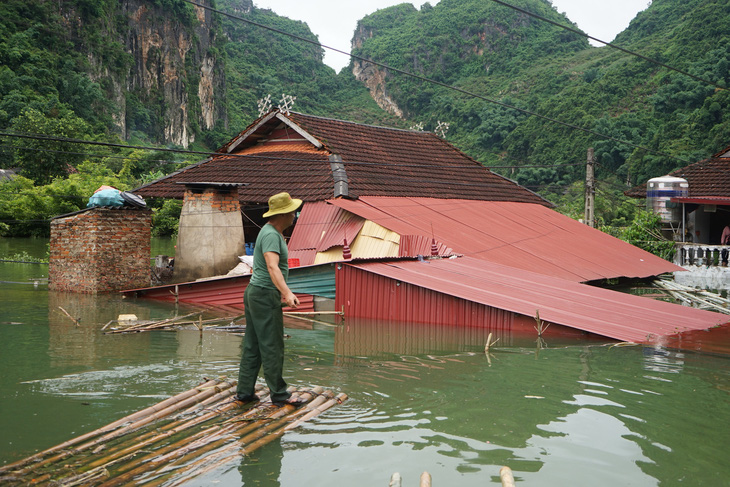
1 238 730 486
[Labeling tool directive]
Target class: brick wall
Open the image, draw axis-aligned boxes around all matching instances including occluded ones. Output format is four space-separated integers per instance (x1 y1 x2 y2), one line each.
49 208 153 293
184 188 240 213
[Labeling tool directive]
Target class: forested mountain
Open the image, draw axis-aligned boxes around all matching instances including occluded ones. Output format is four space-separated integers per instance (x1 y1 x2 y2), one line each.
0 0 728 237
351 0 730 192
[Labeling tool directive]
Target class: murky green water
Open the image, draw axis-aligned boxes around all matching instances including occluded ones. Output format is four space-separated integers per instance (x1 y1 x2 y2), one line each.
1 239 729 486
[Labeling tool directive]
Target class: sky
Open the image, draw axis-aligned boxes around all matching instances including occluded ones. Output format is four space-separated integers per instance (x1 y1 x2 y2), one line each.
252 0 650 72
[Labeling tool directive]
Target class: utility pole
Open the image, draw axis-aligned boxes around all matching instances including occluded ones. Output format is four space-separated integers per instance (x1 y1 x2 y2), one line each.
584 147 595 228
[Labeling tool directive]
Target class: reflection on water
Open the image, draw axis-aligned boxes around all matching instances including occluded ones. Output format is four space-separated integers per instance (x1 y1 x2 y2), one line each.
1 255 730 486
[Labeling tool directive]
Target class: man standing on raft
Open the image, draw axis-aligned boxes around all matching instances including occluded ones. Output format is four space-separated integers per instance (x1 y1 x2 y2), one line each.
236 192 305 407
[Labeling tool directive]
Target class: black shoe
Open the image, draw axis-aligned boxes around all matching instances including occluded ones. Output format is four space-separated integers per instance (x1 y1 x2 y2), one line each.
272 397 307 407
235 394 259 403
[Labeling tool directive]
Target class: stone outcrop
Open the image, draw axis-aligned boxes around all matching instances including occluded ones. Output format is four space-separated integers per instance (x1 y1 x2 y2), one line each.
118 0 226 147
351 23 404 119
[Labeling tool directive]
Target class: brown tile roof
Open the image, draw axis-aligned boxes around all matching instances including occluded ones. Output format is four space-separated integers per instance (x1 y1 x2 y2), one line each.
134 111 550 206
625 147 730 198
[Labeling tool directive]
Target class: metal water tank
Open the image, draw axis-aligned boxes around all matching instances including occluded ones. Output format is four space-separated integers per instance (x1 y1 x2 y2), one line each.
646 176 689 223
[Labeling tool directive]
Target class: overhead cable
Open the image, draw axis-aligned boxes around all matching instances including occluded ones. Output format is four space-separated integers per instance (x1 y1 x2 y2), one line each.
488 0 726 91
0 131 583 170
180 0 694 166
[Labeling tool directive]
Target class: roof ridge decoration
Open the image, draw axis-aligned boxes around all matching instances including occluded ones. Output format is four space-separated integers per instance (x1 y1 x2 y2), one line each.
277 93 296 116
224 111 323 154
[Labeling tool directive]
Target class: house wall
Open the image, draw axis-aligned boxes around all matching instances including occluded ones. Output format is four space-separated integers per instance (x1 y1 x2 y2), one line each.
335 264 517 329
49 208 152 293
174 188 245 282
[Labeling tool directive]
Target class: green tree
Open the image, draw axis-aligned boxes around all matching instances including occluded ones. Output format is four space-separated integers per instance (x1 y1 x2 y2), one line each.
10 106 93 184
620 210 675 261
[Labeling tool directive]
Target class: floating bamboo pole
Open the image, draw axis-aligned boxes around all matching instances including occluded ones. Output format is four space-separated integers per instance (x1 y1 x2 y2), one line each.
105 310 202 334
500 466 516 487
156 390 339 487
420 471 432 487
3 384 347 486
58 306 80 326
98 392 317 487
73 382 245 475
0 378 219 476
13 380 228 481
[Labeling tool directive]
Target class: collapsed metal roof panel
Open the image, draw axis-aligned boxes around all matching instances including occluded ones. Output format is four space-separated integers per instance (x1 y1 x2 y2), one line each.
329 196 682 282
344 257 728 343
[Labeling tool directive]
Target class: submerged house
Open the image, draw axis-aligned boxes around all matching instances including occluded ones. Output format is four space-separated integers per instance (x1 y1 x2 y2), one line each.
130 111 728 343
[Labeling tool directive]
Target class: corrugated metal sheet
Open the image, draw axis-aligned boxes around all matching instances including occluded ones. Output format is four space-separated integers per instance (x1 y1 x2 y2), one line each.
289 201 365 266
329 197 682 282
399 235 453 257
336 257 728 343
287 264 336 299
123 269 318 312
349 220 400 258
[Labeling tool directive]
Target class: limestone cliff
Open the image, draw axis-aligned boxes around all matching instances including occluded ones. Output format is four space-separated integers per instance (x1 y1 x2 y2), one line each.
119 0 226 147
351 23 404 119
71 0 227 147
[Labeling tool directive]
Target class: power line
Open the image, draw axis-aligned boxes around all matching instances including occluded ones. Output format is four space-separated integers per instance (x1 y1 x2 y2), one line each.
181 0 695 167
0 143 189 165
0 130 588 171
0 131 216 157
488 0 725 91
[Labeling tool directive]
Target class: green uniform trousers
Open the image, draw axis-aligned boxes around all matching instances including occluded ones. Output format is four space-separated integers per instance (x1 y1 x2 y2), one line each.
237 284 291 403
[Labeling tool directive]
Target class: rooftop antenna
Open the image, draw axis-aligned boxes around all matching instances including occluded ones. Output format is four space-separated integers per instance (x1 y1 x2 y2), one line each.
257 94 272 117
410 122 424 131
435 120 450 138
277 94 296 116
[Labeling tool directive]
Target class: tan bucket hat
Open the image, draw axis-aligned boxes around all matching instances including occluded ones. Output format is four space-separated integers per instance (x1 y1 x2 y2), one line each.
263 192 303 218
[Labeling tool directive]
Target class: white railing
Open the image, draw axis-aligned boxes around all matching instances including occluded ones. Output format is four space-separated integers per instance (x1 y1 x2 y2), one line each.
675 244 730 266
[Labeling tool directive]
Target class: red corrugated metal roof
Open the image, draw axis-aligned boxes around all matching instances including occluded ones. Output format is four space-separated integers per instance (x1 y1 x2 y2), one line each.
290 201 365 251
122 275 314 313
398 235 453 257
671 196 730 206
346 257 728 343
329 196 682 282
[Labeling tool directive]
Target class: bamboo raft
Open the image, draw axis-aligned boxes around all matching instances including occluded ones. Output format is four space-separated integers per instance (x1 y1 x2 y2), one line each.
0 378 347 486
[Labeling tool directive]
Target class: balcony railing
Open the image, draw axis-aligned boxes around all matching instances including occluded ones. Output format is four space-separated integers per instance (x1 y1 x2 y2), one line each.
675 244 730 267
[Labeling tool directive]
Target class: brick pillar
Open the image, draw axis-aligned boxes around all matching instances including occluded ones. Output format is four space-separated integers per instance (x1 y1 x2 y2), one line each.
49 208 152 293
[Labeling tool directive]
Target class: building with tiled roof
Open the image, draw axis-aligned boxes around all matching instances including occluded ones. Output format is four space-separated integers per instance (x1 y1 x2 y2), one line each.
133 110 549 206
132 110 682 283
625 143 730 201
626 143 730 267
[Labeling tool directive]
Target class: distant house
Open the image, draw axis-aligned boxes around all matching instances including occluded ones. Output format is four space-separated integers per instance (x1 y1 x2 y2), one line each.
626 143 730 269
0 168 17 182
